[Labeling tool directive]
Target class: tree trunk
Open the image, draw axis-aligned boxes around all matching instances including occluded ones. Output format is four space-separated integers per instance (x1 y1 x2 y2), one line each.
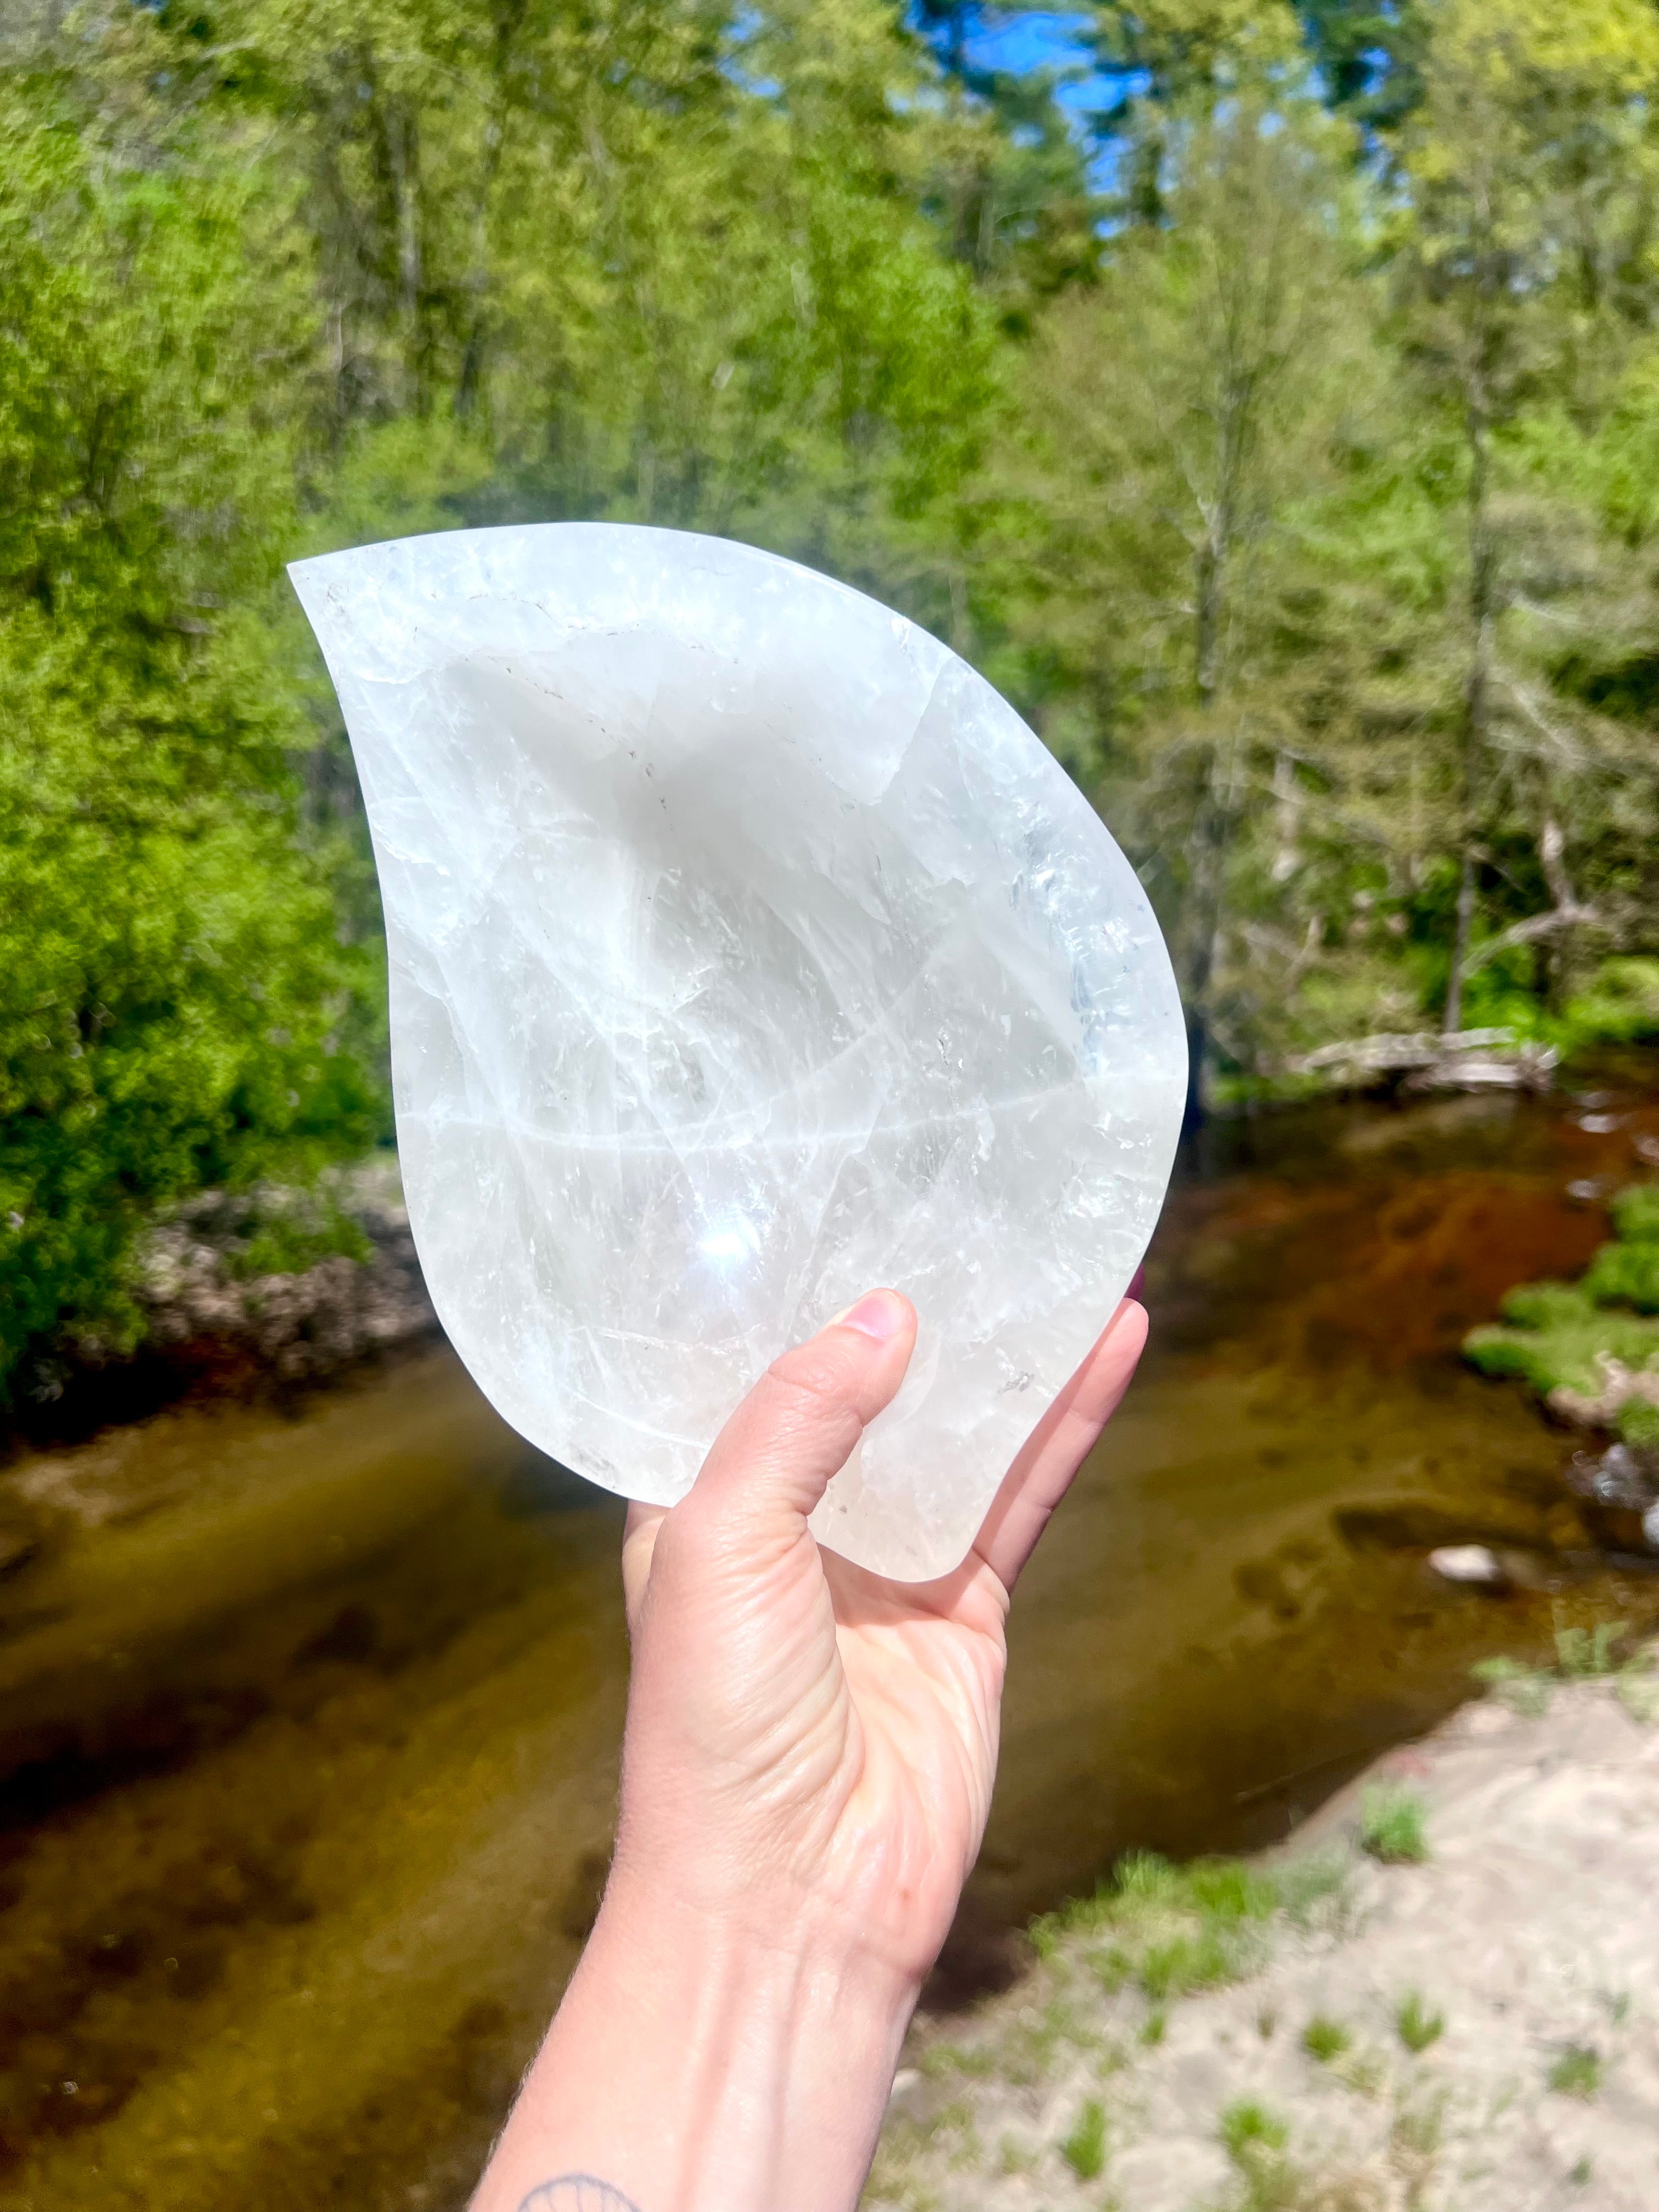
457 3 523 419
1184 378 1248 1116
1443 843 1477 1035
1271 750 1299 882
1194 538 1223 702
1182 1006 1209 1137
388 103 425 417
1180 736 1238 1131
1443 395 1496 1033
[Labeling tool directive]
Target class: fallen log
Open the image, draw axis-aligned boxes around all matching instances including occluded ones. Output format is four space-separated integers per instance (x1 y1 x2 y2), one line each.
1283 1027 1558 1094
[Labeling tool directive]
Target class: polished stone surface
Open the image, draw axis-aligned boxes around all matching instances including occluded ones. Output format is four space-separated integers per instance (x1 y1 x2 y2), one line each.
290 525 1185 1577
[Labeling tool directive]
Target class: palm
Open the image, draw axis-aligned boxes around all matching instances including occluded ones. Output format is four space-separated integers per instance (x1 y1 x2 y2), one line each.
617 1298 1146 1985
823 1551 1011 1969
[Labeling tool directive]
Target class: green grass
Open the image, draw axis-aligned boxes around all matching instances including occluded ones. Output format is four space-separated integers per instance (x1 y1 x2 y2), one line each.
1548 2046 1603 2099
1301 2015 1352 2063
1032 1849 1343 2010
1556 1620 1627 1678
1220 2098 1290 2162
1358 1786 1430 1865
1472 1617 1655 1719
1470 1653 1555 1716
223 1195 373 1280
1060 2097 1108 2180
918 2039 996 2080
1390 2093 1445 2161
1214 2100 1302 2212
1273 1848 1350 1926
1395 1991 1444 2053
988 1995 1104 2086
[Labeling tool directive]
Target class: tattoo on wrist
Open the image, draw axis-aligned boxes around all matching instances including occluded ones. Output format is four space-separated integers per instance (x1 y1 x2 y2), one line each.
517 2181 642 2212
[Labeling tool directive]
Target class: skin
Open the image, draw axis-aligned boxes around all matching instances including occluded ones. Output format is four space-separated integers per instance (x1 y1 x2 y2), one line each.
471 1287 1148 2212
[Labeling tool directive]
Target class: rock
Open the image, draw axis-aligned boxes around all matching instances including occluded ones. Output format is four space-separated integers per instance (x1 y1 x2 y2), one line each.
1566 1441 1657 1513
292 526 1187 1579
1561 1441 1659 1556
1429 1543 1506 1587
125 1169 438 1385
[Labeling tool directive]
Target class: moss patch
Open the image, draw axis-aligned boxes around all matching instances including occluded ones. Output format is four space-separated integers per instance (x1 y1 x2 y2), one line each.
1465 1181 1659 1437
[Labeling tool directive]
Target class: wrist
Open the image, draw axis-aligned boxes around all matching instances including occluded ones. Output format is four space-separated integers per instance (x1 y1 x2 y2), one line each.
473 1866 918 2212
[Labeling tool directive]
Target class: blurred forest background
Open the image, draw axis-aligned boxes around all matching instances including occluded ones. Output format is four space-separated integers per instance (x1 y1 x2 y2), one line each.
3 0 1659 1395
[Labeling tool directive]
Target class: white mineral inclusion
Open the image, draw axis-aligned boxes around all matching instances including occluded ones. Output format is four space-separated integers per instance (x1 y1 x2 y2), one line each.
289 524 1186 1580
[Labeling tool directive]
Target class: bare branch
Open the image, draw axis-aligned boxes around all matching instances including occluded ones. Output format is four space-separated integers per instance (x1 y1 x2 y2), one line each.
1457 899 1607 984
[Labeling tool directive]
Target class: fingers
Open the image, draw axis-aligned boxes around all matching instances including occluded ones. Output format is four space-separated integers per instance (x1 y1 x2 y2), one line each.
972 1298 1148 1594
622 1499 668 1629
682 1289 918 1549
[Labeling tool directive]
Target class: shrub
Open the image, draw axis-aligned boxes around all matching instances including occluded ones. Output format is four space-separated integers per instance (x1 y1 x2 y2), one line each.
1564 957 1659 1045
0 104 388 1396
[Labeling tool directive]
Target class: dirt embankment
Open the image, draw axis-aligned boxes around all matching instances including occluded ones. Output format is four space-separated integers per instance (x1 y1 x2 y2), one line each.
872 1654 1659 2212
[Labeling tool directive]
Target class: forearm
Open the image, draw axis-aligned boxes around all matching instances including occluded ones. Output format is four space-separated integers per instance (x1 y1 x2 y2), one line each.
471 1870 919 2212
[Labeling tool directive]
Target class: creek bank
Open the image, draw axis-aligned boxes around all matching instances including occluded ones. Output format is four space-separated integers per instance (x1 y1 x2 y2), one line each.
132 1155 436 1382
871 1649 1659 2212
8 1156 438 1446
1463 1175 1659 1573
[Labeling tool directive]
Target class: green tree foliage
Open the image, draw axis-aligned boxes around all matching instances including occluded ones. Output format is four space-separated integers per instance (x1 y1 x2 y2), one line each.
981 0 1659 1101
994 69 1393 1087
3 0 1659 1384
1297 0 1426 126
0 65 387 1383
0 0 1004 1392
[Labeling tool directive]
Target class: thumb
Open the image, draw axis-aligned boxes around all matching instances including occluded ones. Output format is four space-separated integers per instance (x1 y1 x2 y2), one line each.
684 1289 917 1545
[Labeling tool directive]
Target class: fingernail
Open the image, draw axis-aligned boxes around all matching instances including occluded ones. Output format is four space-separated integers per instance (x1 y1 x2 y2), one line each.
833 1290 903 1341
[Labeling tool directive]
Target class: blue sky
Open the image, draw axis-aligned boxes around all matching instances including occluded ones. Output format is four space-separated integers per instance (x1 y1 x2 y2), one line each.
958 7 1096 77
946 7 1141 153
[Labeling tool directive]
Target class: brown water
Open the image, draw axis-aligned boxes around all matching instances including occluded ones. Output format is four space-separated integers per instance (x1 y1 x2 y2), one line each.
2 1075 1657 2210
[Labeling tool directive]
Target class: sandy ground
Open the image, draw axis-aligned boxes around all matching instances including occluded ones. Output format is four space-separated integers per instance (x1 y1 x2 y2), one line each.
870 1661 1659 2211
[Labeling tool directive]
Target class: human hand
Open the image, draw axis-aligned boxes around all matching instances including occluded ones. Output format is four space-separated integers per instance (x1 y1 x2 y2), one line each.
472 1289 1147 2212
613 1288 1149 1991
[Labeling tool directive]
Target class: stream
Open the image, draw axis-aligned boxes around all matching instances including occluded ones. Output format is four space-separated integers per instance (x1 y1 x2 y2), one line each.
1 1071 1657 2210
